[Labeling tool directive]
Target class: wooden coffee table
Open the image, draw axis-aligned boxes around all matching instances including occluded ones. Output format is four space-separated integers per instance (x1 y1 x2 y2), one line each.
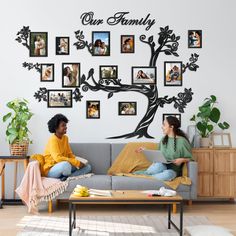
69 190 183 236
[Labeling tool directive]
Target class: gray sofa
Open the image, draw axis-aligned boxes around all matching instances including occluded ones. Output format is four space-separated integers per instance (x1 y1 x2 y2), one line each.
57 143 198 200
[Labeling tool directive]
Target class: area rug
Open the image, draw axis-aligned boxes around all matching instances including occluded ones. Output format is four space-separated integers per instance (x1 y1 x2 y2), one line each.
17 215 211 236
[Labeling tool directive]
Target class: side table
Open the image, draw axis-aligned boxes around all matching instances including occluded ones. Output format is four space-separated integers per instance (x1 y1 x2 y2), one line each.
0 156 30 208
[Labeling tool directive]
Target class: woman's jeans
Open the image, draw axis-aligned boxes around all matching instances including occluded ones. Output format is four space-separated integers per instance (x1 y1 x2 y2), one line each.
47 161 92 179
134 162 177 181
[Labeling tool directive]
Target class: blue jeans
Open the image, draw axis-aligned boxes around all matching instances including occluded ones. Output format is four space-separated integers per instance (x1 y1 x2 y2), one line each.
134 163 177 181
47 161 92 179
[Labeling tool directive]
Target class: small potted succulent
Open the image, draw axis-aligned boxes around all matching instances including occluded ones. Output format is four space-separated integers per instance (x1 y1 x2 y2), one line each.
190 95 230 147
3 98 33 156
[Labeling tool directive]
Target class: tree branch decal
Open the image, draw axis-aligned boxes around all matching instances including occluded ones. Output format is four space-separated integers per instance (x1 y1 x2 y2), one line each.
157 88 194 113
22 62 41 73
15 26 30 50
73 30 93 55
73 88 83 102
140 25 180 66
80 69 151 97
34 87 48 102
182 53 199 73
73 26 200 139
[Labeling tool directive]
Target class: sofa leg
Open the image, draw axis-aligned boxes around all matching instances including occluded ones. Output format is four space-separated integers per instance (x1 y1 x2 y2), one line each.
187 200 192 206
172 203 177 214
48 200 53 213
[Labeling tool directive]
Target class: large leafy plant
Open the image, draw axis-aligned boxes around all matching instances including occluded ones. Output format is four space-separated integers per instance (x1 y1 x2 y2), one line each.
3 99 33 144
190 95 230 137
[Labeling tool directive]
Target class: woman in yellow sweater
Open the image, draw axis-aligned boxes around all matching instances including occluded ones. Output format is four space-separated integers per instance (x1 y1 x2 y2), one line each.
44 114 91 180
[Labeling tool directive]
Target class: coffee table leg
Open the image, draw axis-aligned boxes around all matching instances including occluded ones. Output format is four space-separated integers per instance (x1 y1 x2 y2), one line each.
69 202 72 236
179 201 183 236
73 204 76 229
168 204 171 229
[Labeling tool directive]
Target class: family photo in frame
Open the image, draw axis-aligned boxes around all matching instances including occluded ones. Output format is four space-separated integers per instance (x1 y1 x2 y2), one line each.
40 64 54 82
188 30 202 48
62 63 80 88
118 102 137 115
132 66 156 85
86 101 100 119
164 61 183 86
121 35 135 53
92 31 110 56
29 32 48 57
56 37 70 55
47 90 72 108
99 65 118 79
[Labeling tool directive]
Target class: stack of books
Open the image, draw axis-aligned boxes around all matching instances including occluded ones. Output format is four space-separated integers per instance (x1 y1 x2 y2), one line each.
89 189 112 197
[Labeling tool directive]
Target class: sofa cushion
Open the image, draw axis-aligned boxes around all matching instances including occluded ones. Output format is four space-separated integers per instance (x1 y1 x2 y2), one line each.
111 143 126 163
58 175 112 199
111 176 190 192
70 143 111 174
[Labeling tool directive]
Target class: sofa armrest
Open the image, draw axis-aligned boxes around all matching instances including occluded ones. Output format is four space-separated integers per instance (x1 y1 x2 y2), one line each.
187 161 198 199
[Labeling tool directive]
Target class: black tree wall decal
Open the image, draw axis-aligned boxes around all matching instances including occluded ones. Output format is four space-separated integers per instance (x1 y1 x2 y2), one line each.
15 26 30 50
17 25 200 139
22 62 41 73
73 26 199 139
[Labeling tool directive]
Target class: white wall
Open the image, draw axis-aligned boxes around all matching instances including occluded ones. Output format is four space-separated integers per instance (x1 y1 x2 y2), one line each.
1 0 236 198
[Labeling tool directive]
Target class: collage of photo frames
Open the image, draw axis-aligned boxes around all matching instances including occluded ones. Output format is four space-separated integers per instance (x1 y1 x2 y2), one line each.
21 29 202 122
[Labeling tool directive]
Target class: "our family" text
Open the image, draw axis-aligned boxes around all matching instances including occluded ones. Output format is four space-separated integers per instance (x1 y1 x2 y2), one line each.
80 11 156 31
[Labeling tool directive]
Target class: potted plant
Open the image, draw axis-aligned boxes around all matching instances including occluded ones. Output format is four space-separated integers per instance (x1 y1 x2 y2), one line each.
3 98 33 156
190 95 230 147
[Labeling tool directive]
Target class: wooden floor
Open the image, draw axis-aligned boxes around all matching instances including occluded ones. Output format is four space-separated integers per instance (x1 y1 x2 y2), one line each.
0 201 236 235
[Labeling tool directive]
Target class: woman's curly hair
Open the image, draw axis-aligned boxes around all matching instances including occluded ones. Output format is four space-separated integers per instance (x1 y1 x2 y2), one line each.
47 114 68 133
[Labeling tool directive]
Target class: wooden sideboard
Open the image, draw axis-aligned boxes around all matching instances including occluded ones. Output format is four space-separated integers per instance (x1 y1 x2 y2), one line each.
192 148 236 199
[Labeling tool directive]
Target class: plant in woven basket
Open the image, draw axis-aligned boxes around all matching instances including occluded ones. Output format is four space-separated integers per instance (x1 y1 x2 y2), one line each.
3 98 33 156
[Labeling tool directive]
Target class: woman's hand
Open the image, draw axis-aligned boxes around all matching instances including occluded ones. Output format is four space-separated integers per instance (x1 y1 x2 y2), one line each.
172 158 188 166
135 147 145 153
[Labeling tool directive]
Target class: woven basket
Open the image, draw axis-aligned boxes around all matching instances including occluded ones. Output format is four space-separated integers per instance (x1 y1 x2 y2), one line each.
10 141 29 156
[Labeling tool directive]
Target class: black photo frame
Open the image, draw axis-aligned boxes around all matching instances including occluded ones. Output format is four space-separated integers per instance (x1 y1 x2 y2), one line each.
40 64 54 82
29 32 48 57
188 30 202 48
47 89 72 108
55 37 70 55
92 31 110 56
62 63 80 88
121 35 135 53
164 61 183 86
162 113 181 126
132 66 156 85
118 102 137 116
99 65 118 79
86 100 100 119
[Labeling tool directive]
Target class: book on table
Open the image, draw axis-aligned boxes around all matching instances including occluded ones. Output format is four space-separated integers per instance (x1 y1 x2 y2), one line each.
89 189 112 197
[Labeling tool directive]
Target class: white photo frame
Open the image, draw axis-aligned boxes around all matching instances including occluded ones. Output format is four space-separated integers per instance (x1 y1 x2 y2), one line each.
211 132 232 148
